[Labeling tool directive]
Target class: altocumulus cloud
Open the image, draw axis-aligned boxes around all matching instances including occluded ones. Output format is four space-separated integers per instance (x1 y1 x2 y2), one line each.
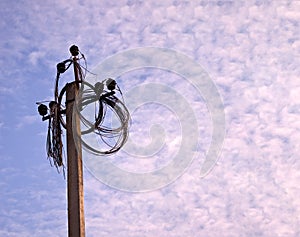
0 0 300 236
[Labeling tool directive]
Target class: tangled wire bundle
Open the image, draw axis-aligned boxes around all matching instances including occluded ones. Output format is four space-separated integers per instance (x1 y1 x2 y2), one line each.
75 80 130 155
37 45 130 173
46 101 63 169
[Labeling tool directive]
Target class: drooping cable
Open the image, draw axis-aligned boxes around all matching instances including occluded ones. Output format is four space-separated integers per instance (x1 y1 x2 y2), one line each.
37 46 130 175
46 101 64 172
76 80 130 155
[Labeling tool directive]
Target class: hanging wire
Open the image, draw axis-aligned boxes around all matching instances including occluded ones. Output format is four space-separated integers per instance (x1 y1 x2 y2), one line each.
76 80 130 155
46 101 64 171
55 59 72 102
38 46 130 174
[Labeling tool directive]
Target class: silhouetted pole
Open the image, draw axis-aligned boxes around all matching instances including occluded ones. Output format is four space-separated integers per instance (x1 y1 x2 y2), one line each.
66 45 85 237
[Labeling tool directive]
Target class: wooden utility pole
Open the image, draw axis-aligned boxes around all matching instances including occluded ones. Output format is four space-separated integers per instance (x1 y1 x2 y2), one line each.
65 46 85 237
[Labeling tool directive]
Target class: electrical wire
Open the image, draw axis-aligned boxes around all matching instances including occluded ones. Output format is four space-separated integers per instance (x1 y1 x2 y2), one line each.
76 80 130 155
46 101 64 171
39 48 130 174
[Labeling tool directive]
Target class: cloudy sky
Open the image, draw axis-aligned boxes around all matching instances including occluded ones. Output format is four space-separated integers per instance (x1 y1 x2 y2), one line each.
1 0 300 236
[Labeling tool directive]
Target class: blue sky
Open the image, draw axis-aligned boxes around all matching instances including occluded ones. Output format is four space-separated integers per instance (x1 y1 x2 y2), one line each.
1 0 300 236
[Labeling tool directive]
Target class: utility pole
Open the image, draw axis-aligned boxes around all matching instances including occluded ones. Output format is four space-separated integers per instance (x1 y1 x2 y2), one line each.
37 45 129 236
66 45 85 237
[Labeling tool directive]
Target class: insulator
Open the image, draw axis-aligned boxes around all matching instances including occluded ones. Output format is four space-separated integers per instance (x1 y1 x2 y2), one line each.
69 45 79 56
95 82 104 95
38 104 48 116
106 78 116 91
56 62 66 73
49 101 57 110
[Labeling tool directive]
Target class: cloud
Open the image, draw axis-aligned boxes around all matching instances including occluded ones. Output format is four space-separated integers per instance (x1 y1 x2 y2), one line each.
1 0 300 236
15 115 39 129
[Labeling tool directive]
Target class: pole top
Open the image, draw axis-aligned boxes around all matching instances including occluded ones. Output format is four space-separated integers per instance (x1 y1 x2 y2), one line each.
70 45 79 57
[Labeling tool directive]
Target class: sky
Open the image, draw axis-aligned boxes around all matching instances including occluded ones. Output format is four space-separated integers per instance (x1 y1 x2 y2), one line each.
1 0 300 236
